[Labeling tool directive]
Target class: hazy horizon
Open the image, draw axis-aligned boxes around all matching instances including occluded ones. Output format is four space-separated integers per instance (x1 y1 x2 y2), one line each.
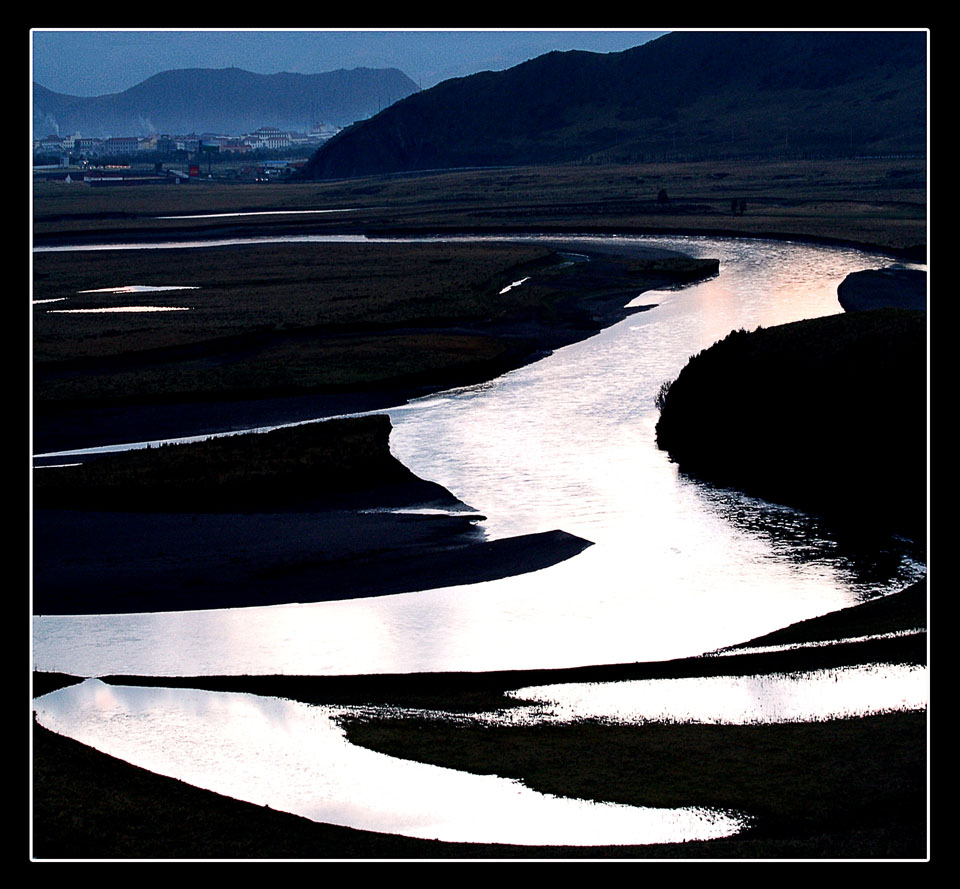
31 29 669 98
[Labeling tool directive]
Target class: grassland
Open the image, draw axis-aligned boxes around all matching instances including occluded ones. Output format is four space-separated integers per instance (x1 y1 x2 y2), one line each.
33 416 592 615
31 156 928 860
33 237 719 450
35 157 924 452
33 241 554 402
33 157 926 256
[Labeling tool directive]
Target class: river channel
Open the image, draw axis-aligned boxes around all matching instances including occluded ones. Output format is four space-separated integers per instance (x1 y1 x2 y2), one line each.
32 232 928 846
32 233 927 676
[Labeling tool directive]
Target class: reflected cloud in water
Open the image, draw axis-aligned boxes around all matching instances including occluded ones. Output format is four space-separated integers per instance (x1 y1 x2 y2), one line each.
33 680 747 847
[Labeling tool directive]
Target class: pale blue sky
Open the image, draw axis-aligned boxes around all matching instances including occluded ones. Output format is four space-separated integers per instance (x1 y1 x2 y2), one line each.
31 29 669 97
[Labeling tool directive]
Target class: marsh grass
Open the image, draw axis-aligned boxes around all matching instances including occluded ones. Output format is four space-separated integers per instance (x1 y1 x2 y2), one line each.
33 241 556 361
34 239 716 410
33 241 561 408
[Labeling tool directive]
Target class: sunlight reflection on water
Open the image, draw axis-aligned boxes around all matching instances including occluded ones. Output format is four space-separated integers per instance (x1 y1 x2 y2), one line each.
33 680 748 846
32 235 925 679
504 663 928 726
75 285 200 294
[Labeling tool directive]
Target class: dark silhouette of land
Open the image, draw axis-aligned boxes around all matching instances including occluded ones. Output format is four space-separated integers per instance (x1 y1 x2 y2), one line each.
300 31 925 179
33 418 593 615
655 309 927 546
838 267 927 312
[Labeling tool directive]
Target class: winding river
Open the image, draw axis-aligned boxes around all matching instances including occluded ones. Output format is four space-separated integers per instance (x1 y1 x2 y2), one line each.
32 232 928 846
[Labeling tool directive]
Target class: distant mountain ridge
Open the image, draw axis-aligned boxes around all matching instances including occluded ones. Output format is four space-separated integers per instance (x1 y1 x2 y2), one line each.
33 66 420 138
299 30 927 179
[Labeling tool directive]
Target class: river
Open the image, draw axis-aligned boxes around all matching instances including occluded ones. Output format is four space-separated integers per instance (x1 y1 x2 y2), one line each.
32 232 927 847
32 233 926 677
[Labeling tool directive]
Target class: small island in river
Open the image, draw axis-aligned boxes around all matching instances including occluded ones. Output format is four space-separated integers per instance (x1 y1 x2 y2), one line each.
837 267 926 313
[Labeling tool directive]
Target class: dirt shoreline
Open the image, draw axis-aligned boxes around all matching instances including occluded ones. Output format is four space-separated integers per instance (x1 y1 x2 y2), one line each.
366 224 926 263
32 218 925 263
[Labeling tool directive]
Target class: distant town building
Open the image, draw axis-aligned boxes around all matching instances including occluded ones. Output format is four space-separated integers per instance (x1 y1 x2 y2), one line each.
219 140 252 154
102 136 140 155
244 127 291 151
36 134 63 154
33 122 328 168
74 136 103 157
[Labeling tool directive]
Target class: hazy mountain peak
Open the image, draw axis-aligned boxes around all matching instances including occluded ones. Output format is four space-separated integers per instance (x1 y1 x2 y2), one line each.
33 66 420 138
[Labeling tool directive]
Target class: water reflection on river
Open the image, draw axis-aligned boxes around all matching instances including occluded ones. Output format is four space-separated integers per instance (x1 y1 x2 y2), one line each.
32 658 925 845
31 234 924 678
505 662 928 725
33 679 749 847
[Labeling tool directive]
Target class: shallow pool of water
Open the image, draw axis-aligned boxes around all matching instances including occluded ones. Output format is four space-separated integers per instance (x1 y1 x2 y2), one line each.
75 285 200 294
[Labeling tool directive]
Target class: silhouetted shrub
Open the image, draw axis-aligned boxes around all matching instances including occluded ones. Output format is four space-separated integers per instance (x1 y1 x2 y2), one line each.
655 310 926 544
654 379 673 412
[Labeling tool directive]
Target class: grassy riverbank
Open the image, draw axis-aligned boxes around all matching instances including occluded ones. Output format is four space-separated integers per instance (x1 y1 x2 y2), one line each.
33 416 592 615
33 415 449 512
655 309 928 545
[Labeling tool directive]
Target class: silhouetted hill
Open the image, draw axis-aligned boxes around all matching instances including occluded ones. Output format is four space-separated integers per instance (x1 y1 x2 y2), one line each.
299 31 926 179
654 310 927 544
33 67 419 138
